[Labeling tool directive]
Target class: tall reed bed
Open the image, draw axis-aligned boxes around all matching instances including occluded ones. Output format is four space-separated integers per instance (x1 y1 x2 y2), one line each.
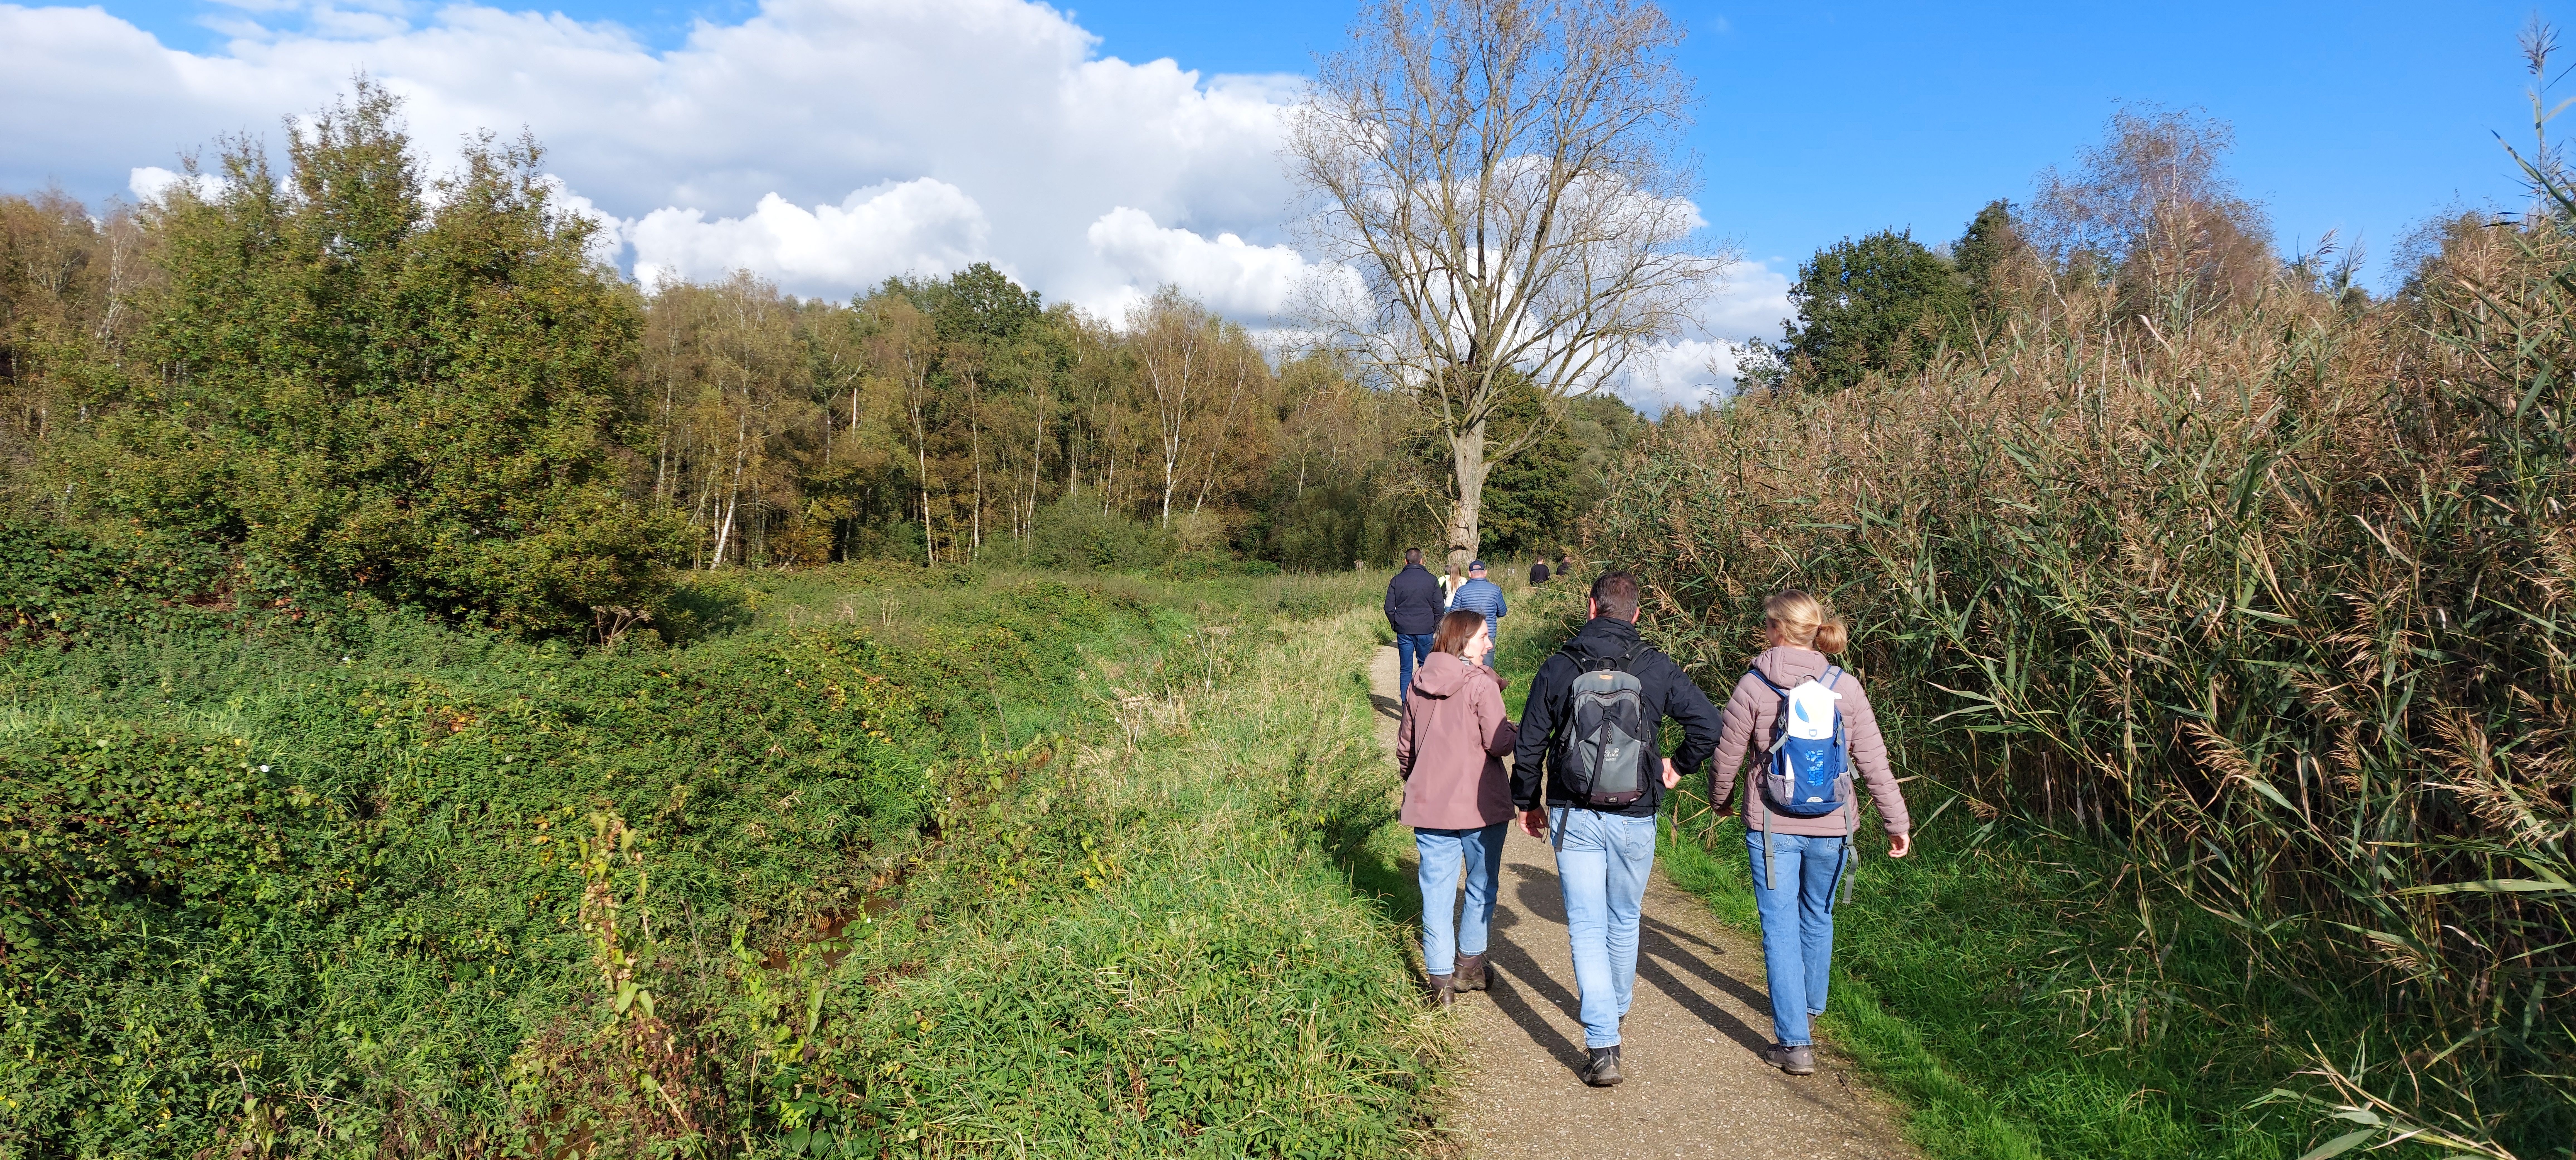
1594 198 2576 1152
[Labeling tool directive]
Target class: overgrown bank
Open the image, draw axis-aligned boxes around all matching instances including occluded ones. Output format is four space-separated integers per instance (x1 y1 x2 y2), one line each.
0 566 1437 1157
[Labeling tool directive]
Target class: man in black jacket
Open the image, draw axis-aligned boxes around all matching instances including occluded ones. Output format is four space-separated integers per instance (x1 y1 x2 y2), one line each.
1383 548 1446 703
1512 569 1723 1087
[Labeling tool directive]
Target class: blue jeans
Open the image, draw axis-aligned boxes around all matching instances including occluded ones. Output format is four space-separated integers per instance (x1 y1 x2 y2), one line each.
1552 807 1658 1048
1415 823 1507 976
1394 632 1436 701
1746 829 1851 1047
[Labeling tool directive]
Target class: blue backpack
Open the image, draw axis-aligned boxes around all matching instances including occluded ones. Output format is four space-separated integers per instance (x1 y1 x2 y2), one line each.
1752 666 1850 818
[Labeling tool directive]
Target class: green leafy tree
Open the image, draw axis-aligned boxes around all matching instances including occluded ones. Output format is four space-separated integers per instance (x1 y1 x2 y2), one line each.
1782 228 1972 392
1952 199 2022 319
65 82 684 635
1403 371 1606 562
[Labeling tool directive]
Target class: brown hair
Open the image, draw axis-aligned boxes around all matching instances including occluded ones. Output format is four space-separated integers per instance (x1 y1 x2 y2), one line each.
1434 609 1488 657
1589 570 1641 620
1763 589 1849 654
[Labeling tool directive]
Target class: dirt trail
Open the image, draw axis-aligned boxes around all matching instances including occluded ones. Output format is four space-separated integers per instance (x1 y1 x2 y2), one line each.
1369 644 1918 1159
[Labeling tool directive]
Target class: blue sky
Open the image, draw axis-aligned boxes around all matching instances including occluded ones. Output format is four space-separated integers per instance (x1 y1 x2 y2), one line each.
1085 0 2550 293
76 0 2553 293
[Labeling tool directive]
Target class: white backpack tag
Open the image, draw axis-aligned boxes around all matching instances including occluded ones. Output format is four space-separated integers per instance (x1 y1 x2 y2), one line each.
1781 680 1842 742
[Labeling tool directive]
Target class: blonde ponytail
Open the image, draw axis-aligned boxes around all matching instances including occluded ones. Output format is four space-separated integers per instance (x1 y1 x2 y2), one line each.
1763 589 1850 654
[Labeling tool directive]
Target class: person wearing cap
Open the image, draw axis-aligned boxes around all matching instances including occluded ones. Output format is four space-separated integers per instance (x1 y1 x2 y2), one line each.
1448 559 1508 649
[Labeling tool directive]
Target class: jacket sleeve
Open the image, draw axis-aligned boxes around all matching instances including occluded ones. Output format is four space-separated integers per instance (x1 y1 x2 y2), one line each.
1707 676 1762 810
1395 696 1418 779
1476 671 1518 756
1383 578 1400 625
1511 655 1567 810
1660 662 1724 776
1840 675 1911 834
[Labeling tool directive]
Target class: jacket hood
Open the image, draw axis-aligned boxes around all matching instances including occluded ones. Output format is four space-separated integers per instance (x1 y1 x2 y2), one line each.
1411 650 1474 696
1750 645 1834 686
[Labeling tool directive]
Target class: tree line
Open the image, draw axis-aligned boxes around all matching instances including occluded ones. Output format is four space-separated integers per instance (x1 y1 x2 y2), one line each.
0 83 1639 640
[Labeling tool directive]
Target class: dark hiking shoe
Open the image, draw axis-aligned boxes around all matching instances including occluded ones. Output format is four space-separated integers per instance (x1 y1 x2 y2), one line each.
1580 1046 1624 1087
1427 974 1455 1008
1763 1043 1816 1075
1453 953 1488 993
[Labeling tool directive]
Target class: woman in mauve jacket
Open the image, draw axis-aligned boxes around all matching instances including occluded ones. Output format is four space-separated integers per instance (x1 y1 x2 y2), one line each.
1708 590 1914 1076
1394 609 1519 1005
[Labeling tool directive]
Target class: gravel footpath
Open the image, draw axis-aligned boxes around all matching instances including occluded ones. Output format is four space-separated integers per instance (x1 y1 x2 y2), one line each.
1370 644 1918 1159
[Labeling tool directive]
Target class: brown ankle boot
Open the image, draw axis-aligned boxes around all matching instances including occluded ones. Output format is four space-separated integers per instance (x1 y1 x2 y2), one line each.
1427 973 1455 1007
1453 953 1488 992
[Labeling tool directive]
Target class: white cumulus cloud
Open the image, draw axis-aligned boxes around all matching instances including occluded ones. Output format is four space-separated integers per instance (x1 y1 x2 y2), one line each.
1085 207 1313 320
1706 259 1795 342
2 0 1303 316
127 165 223 203
631 179 991 291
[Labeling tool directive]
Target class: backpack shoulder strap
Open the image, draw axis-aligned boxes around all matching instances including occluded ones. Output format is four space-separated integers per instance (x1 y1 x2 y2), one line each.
1748 667 1790 695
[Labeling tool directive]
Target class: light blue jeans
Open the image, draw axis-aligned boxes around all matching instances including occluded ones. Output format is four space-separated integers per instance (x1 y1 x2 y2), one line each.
1746 829 1852 1047
1395 632 1437 702
1552 807 1658 1048
1415 823 1507 976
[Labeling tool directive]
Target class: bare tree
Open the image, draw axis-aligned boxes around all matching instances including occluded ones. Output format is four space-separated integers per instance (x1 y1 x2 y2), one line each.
1287 0 1729 569
2027 105 2273 307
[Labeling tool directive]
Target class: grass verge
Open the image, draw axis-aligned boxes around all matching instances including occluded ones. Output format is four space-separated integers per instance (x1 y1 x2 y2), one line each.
797 604 1443 1156
0 566 1434 1157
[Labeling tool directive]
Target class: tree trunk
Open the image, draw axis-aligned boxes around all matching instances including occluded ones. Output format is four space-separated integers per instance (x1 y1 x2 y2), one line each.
970 382 984 554
1444 416 1489 574
711 407 750 568
911 403 933 566
1028 378 1047 538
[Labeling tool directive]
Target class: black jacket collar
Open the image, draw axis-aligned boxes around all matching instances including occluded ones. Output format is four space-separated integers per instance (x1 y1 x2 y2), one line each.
1564 616 1643 662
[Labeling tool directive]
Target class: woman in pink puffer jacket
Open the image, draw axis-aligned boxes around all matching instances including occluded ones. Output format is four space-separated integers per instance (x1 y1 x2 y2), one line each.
1395 608 1518 1005
1708 591 1914 1076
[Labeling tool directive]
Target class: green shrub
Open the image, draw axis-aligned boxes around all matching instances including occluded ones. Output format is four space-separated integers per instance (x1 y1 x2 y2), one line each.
1019 496 1172 572
46 83 685 638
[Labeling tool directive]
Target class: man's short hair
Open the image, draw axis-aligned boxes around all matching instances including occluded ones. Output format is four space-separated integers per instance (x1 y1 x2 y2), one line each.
1591 570 1641 620
1405 547 1422 565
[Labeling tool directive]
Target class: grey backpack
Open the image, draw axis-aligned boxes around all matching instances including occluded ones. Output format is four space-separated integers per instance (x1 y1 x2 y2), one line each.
1556 644 1649 808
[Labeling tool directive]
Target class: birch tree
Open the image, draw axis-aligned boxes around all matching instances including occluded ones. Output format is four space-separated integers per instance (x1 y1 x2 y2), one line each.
1131 286 1209 528
1287 0 1729 570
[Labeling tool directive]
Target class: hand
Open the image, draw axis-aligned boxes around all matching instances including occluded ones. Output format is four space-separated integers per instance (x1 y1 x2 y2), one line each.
1713 800 1736 820
1659 757 1680 790
1519 808 1548 838
1887 831 1913 859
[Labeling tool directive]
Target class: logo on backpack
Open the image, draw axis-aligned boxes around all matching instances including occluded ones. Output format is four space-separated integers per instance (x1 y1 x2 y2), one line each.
1755 666 1850 818
1558 646 1648 809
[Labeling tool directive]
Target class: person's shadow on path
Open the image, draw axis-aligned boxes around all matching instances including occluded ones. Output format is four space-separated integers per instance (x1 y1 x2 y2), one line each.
1481 892 1591 1072
1496 865 1777 1067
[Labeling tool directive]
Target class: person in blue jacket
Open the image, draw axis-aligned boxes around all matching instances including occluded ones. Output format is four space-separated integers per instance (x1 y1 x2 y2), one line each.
1383 548 1446 702
1448 560 1508 646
